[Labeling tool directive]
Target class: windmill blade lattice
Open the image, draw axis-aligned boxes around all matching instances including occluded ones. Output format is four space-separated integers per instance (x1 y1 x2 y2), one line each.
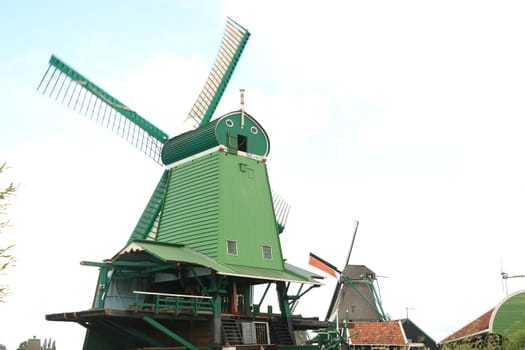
37 55 169 165
272 191 291 231
185 17 250 128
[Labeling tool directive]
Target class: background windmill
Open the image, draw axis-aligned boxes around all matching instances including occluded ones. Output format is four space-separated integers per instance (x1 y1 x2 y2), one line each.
309 220 388 323
500 259 525 296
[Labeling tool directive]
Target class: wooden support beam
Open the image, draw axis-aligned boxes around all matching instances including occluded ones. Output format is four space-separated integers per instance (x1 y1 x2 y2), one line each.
143 317 198 350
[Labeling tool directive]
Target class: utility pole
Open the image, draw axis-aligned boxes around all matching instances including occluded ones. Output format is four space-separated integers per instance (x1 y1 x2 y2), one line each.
405 307 415 319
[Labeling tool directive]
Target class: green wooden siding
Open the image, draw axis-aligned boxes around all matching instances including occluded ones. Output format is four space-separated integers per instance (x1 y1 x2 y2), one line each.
492 291 525 336
161 112 270 166
154 151 284 271
161 119 220 165
215 112 270 156
157 154 221 257
218 153 283 270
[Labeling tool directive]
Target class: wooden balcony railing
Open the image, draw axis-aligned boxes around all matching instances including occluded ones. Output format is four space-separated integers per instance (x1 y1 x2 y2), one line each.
132 291 213 315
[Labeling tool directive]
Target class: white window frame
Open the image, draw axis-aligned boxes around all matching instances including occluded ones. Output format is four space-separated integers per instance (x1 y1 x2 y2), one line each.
227 240 238 255
262 245 272 260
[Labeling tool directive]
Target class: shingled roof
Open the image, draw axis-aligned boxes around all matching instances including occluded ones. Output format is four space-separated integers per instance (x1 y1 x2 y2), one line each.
441 289 525 346
350 321 407 346
440 308 494 344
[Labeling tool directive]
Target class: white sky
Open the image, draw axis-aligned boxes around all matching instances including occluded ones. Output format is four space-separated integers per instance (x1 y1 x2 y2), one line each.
2 1 525 349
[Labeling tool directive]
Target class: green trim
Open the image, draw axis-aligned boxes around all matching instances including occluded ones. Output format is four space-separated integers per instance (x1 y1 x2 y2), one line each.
276 281 292 318
133 292 213 316
255 282 272 313
145 263 180 273
81 260 158 268
104 320 164 348
143 317 198 350
118 240 233 274
128 170 169 244
189 266 211 298
116 240 321 285
92 267 110 308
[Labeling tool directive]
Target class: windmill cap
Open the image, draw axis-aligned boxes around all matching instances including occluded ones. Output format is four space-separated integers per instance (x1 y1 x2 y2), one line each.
161 110 270 166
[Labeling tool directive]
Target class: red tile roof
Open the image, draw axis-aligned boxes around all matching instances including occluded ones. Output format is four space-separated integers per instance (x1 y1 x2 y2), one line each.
349 321 407 345
441 308 494 343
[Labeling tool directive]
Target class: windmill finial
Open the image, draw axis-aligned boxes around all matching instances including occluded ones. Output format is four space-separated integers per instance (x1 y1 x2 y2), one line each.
240 88 245 128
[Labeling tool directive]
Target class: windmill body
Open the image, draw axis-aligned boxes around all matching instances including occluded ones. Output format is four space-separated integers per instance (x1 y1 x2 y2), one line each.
39 19 328 350
309 221 387 324
334 265 386 322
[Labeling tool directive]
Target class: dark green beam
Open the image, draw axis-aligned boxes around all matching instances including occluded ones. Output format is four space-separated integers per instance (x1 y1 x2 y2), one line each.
143 317 198 350
81 260 158 268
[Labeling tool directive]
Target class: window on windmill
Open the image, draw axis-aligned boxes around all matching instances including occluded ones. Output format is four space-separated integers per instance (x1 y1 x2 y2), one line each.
227 240 238 255
237 134 247 152
228 133 238 149
262 245 273 260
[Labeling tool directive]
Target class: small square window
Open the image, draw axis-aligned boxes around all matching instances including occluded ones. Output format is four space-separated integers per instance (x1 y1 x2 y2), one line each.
227 240 238 255
262 245 272 260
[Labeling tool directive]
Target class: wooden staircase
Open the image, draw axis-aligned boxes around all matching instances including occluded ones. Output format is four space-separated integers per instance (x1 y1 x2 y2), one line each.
270 318 294 345
222 318 243 345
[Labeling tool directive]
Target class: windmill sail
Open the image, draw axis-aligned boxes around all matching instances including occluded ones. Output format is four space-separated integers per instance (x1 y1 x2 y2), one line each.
309 253 340 278
325 220 359 321
37 55 169 165
272 191 291 233
185 17 250 128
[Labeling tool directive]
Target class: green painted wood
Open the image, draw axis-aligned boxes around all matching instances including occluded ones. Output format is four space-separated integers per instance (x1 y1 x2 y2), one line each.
162 119 220 165
143 317 198 350
124 240 231 273
114 240 318 284
47 55 169 143
39 55 170 164
158 154 221 257
492 291 525 336
217 152 282 269
161 112 270 165
127 170 169 244
155 150 283 270
215 112 270 156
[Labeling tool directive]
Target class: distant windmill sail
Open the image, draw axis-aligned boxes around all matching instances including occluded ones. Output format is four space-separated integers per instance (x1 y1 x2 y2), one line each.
309 252 340 278
185 17 250 128
325 219 359 321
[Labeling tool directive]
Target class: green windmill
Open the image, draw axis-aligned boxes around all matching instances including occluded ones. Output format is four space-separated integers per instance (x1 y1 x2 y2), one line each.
38 18 327 350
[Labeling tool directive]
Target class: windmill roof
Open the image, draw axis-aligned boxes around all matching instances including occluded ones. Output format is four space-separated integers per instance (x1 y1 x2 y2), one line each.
220 263 322 284
342 264 376 279
440 308 493 344
116 240 321 285
441 289 525 344
401 318 438 350
349 321 408 346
